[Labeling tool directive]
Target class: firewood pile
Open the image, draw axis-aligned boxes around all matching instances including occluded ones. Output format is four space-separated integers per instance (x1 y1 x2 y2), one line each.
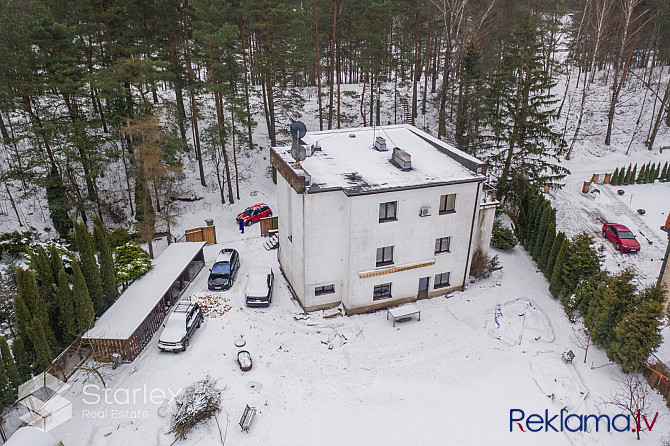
193 293 232 318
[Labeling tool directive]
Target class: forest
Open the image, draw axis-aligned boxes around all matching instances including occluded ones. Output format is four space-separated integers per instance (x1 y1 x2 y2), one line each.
0 0 668 242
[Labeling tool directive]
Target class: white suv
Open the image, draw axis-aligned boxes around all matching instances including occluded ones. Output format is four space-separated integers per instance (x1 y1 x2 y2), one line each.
158 301 203 352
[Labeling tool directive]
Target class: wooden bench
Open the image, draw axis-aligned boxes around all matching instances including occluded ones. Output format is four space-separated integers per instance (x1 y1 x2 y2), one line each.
386 303 421 327
239 404 256 432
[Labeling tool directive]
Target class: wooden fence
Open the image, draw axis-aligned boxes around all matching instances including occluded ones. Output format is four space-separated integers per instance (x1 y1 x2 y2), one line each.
642 355 670 407
260 216 278 236
184 226 217 245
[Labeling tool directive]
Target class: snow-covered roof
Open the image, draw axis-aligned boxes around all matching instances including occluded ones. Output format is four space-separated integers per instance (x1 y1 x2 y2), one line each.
272 124 485 194
83 241 206 340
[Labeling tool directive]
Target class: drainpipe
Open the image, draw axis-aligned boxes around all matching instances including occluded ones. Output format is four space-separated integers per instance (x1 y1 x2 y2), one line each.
462 182 482 289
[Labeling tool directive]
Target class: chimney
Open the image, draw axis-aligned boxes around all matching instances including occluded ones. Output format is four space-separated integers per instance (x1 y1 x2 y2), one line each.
391 147 411 170
374 136 387 151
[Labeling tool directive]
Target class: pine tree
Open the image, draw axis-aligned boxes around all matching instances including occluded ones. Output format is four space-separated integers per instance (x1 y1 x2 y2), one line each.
545 231 566 279
607 296 663 372
661 162 668 182
651 163 660 183
636 164 646 184
533 206 554 263
93 215 118 307
488 13 567 203
13 294 33 344
74 221 105 314
622 164 632 184
0 356 10 406
630 164 637 185
71 260 95 334
48 244 65 279
549 238 569 298
586 270 636 348
610 167 619 185
529 200 547 253
522 194 541 247
29 317 53 372
454 39 486 155
45 167 73 240
28 246 59 343
55 268 76 345
11 338 32 382
538 220 556 273
0 337 20 399
560 233 601 298
15 268 56 349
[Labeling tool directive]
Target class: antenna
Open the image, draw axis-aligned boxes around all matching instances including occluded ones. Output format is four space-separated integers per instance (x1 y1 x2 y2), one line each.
290 121 307 140
290 121 307 161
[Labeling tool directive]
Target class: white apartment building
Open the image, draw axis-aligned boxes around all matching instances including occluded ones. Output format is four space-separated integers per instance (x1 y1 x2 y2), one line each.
270 124 497 314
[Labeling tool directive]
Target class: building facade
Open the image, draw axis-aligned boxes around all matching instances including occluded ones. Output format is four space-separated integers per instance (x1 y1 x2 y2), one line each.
271 124 496 314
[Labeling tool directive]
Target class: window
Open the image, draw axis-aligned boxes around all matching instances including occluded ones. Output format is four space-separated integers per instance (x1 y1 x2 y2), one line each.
434 272 451 289
439 194 456 214
376 246 394 266
379 201 397 222
315 285 335 296
373 283 392 300
434 237 451 254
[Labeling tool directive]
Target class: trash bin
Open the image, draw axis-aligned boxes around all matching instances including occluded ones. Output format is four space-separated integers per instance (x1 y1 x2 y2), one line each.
205 218 214 226
111 353 122 369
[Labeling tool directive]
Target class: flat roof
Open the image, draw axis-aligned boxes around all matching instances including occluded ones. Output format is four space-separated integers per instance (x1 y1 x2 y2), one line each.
272 124 485 194
83 241 206 340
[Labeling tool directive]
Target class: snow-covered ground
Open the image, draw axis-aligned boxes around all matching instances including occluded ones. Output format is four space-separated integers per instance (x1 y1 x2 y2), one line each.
2 43 670 445
49 235 670 445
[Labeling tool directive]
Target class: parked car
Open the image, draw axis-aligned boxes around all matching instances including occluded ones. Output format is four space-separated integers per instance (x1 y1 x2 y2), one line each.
208 249 240 291
602 223 640 253
158 301 203 352
237 203 272 226
245 266 274 307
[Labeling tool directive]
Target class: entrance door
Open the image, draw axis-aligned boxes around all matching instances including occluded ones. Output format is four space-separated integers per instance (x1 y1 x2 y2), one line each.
418 277 429 299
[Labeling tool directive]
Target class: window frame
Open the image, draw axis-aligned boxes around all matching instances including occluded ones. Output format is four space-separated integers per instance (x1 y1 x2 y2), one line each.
439 194 456 214
379 201 398 222
373 282 392 300
434 236 451 254
315 284 335 296
434 272 451 289
376 246 394 267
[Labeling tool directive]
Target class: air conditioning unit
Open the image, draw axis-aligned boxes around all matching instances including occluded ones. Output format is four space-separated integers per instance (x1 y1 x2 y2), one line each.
419 206 431 217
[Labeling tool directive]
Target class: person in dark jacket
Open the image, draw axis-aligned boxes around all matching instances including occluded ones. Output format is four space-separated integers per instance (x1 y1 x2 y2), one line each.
238 218 245 234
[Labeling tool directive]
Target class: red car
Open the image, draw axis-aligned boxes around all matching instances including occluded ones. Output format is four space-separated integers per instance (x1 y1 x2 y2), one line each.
602 223 640 253
237 203 272 226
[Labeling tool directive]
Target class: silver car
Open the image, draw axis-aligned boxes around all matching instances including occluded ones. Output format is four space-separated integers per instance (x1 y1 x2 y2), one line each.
158 301 203 352
245 267 274 307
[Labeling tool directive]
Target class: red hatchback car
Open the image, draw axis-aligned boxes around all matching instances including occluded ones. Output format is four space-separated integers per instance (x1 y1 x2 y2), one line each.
602 223 640 253
237 203 272 226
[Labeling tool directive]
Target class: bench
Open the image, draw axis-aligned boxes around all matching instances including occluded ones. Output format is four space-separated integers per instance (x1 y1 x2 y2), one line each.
387 303 421 327
239 404 256 432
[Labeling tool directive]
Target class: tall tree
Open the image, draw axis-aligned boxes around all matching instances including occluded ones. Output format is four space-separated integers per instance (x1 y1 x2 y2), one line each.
71 260 95 334
93 215 118 307
73 221 105 313
487 13 567 203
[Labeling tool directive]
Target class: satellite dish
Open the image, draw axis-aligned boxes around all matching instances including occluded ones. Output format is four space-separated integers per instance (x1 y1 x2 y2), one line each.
290 121 307 140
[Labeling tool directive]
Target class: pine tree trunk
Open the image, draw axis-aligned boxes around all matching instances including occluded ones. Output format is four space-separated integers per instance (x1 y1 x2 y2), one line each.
181 3 206 186
237 0 254 150
315 0 323 131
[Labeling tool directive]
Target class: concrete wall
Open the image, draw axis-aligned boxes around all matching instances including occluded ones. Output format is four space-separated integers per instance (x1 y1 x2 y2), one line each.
343 182 480 311
277 170 487 313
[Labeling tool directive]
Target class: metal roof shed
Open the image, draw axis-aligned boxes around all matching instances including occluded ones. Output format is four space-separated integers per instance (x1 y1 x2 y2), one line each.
83 241 206 361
